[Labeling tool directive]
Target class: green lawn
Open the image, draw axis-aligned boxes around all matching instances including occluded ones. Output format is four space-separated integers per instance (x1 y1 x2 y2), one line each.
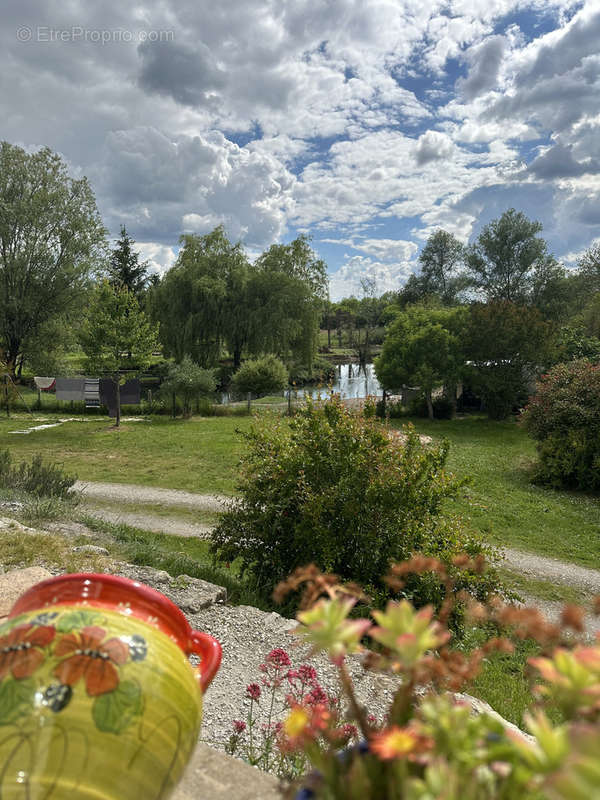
0 414 254 495
1 412 599 567
399 416 600 568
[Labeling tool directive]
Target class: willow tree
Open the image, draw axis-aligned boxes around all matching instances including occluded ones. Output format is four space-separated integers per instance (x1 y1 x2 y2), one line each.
150 228 328 374
150 226 250 368
251 235 328 372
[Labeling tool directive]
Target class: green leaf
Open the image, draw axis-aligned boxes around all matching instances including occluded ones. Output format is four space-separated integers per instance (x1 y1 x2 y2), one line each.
0 614 27 636
0 677 35 726
92 680 143 734
56 609 103 633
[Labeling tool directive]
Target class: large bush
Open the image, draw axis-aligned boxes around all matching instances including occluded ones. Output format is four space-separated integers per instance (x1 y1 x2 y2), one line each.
230 355 288 398
522 359 600 490
211 396 497 610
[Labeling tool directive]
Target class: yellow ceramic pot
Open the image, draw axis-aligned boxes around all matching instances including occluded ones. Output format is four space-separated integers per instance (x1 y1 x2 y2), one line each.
0 572 222 799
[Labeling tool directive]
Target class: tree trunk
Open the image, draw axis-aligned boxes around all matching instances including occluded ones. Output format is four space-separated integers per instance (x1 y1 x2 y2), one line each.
233 348 242 369
327 324 331 348
425 390 434 421
115 378 121 427
444 381 457 418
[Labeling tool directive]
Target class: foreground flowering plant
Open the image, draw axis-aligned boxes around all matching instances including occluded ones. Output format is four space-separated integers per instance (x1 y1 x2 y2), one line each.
265 555 600 799
225 647 357 780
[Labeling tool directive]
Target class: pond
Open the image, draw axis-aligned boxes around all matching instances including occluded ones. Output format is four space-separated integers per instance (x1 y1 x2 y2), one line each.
221 362 383 404
305 362 382 400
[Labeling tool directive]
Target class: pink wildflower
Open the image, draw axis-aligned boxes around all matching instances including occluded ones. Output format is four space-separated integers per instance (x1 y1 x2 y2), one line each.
233 720 246 734
306 685 328 706
267 648 291 668
298 664 317 684
246 683 261 701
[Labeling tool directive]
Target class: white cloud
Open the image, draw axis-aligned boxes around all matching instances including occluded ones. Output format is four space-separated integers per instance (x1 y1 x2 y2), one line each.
329 254 416 300
414 130 455 165
322 237 418 261
96 126 294 246
0 0 597 290
137 242 178 275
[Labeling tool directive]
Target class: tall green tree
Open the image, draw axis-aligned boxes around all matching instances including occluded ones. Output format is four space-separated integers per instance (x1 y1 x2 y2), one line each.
108 225 150 298
0 142 106 376
465 209 557 304
464 301 550 419
80 281 159 427
577 242 600 294
417 229 467 304
251 235 328 372
150 226 249 368
375 307 466 419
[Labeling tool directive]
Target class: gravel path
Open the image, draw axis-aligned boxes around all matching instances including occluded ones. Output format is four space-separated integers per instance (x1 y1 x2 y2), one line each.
503 548 600 595
73 480 231 512
83 506 214 538
74 481 600 597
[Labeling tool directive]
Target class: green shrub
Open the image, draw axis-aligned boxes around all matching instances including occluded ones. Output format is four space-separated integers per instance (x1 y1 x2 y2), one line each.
230 355 288 398
289 355 335 385
408 394 455 419
375 398 405 418
522 359 600 490
160 356 216 417
211 396 498 614
0 449 76 499
465 363 529 420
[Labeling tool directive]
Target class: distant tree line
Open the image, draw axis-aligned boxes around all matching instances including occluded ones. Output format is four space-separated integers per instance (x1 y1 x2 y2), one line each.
148 226 327 372
2 139 599 425
374 211 600 419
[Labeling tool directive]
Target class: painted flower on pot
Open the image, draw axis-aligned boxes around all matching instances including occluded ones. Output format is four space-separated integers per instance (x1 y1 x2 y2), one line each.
54 625 129 696
0 624 55 681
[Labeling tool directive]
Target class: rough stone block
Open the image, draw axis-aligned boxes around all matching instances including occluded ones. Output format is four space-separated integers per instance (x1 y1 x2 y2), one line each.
0 566 53 619
172 743 281 800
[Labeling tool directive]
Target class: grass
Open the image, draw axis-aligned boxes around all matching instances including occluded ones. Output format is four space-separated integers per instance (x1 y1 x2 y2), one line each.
79 515 267 608
0 414 255 495
459 627 556 726
0 526 109 574
498 568 588 606
393 415 600 569
1 411 599 567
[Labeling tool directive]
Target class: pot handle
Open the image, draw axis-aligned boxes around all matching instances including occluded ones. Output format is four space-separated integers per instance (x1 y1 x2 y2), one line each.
187 630 222 692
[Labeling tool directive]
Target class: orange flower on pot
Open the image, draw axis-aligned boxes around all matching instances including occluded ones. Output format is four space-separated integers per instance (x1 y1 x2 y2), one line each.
54 625 129 696
0 623 55 680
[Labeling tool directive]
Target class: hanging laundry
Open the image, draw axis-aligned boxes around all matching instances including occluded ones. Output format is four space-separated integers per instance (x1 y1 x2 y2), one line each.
99 378 141 417
55 378 85 402
34 377 56 391
84 378 101 408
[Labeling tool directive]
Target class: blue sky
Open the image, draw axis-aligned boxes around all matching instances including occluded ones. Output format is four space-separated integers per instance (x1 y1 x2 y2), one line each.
2 0 599 299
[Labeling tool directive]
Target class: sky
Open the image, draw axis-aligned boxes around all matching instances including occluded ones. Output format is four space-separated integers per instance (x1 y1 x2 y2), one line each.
2 0 599 299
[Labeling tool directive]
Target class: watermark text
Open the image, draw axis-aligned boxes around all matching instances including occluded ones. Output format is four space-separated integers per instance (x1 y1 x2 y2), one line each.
16 26 174 44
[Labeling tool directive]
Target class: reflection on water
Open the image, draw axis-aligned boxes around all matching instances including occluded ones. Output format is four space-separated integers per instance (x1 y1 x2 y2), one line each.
306 362 382 400
222 362 382 404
